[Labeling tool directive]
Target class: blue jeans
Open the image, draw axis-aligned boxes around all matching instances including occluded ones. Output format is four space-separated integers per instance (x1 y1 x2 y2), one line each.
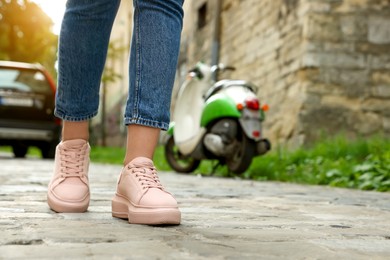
55 0 184 130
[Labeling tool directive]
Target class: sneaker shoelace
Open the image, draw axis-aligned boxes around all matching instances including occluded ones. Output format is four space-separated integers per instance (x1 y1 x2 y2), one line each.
60 146 85 178
130 166 164 190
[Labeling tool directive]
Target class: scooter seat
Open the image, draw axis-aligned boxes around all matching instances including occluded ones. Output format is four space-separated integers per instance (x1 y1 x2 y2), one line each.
203 80 257 100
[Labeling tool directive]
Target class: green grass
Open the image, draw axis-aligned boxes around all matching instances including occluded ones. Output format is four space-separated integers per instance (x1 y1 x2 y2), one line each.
89 135 390 192
0 146 41 157
89 146 126 165
2 134 388 192
245 135 390 192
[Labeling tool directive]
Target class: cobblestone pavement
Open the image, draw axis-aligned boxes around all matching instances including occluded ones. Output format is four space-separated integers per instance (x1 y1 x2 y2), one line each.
1 155 390 259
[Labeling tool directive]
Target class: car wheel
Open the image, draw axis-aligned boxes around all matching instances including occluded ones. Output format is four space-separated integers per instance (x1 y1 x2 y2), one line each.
12 144 28 158
41 141 56 159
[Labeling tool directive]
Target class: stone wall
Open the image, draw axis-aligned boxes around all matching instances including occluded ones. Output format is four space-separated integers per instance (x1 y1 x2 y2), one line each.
179 0 390 147
300 0 390 143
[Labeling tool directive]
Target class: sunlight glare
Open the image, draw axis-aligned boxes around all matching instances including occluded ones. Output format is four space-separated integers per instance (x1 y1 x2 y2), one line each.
32 0 67 35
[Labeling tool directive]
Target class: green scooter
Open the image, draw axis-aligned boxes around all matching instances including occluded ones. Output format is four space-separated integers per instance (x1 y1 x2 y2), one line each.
165 62 270 174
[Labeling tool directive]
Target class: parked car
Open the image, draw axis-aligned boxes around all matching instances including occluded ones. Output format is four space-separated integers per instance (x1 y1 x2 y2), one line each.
0 60 61 158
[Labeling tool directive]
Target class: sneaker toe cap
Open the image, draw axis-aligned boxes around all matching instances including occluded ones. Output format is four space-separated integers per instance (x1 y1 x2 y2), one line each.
140 188 178 208
51 182 89 202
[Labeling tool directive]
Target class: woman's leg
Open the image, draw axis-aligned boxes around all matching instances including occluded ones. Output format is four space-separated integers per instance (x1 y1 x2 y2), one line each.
48 0 121 213
55 0 120 126
61 121 89 141
123 0 184 164
124 0 184 131
124 125 160 165
112 0 184 225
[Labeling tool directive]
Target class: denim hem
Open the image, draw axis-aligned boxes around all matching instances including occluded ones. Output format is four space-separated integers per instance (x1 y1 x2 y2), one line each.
54 109 98 122
124 117 169 131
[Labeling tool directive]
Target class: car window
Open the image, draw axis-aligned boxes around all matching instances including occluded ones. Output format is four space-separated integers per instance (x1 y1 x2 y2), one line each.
0 68 52 94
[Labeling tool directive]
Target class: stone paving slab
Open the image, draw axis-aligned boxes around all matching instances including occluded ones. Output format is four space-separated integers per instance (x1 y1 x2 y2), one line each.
0 155 389 259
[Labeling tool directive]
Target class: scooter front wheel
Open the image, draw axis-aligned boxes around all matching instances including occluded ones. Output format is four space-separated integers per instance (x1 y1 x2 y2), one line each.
165 136 201 173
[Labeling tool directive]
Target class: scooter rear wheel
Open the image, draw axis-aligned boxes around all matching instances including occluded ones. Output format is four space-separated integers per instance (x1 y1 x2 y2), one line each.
226 129 255 174
165 136 201 173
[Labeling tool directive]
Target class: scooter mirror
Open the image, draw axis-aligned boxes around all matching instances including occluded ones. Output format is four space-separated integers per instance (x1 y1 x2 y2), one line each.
224 66 236 71
188 72 197 78
189 67 204 79
213 64 236 72
211 65 219 72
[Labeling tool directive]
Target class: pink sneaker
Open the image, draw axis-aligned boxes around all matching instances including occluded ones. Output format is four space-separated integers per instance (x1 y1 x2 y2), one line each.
47 139 90 213
112 157 181 225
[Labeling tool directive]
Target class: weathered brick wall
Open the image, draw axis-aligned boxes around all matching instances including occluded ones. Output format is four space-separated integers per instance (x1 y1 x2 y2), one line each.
300 0 390 143
180 0 390 147
219 0 307 147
